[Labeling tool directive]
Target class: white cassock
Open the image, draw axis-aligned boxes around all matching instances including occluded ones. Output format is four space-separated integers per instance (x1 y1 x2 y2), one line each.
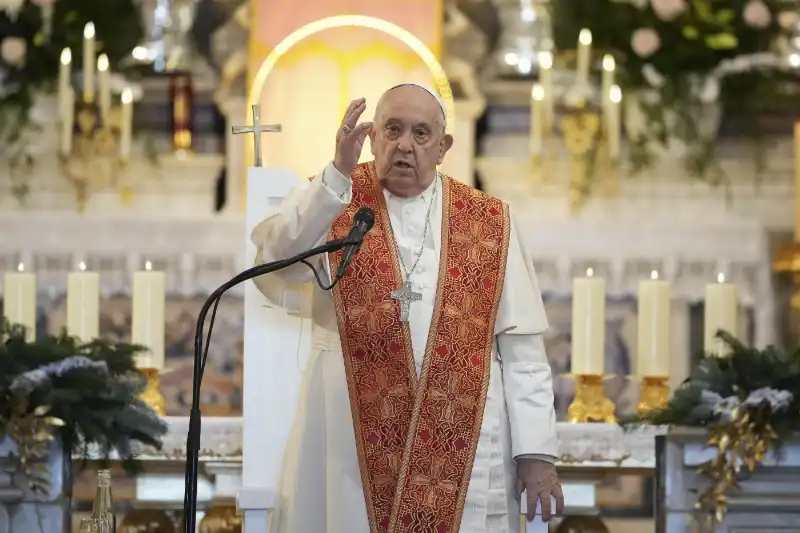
252 162 558 533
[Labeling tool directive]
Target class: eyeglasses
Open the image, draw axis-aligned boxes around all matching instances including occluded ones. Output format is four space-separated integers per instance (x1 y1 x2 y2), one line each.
78 517 112 533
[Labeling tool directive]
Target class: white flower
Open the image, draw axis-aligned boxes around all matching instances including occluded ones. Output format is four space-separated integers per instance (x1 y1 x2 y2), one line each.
651 0 687 21
1 37 26 67
743 0 771 29
642 64 666 88
0 0 24 19
744 387 793 412
689 75 720 103
631 28 661 58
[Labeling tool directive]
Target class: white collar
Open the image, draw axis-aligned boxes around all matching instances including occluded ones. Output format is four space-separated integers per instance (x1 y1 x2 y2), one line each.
382 174 439 205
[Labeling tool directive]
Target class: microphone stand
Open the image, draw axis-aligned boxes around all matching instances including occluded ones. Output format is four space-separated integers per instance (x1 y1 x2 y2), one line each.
182 237 348 533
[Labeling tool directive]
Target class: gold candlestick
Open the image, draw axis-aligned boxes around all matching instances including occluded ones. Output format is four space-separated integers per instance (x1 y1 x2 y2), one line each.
567 374 616 423
139 368 165 416
637 376 670 414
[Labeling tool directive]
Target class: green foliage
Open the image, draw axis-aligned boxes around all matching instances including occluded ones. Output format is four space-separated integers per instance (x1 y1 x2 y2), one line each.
0 319 167 475
622 331 800 443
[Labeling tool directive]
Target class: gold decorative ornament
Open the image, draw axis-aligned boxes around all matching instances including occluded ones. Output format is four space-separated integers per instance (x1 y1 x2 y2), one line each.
199 501 242 533
118 508 176 532
58 101 129 211
567 374 617 423
139 368 166 417
637 376 670 414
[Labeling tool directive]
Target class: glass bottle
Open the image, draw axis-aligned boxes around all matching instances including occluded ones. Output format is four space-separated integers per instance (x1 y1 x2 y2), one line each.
91 469 117 532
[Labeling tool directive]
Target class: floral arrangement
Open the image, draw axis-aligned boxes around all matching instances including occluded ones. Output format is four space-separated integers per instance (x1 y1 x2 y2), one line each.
623 331 800 529
0 0 143 175
552 0 797 180
0 320 167 492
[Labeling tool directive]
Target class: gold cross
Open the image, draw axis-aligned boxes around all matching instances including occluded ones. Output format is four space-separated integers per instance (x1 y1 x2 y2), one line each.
231 104 281 167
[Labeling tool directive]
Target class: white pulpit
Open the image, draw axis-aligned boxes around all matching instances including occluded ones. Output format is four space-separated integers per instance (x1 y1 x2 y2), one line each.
238 166 313 533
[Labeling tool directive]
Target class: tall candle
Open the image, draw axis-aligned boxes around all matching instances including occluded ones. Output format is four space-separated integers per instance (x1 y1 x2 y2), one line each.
529 83 545 157
58 48 72 121
131 262 165 369
67 262 99 341
60 86 74 156
794 122 800 237
704 273 738 356
607 85 622 160
538 51 554 131
97 54 111 121
120 88 133 159
82 22 96 103
3 263 36 342
637 271 670 377
571 270 605 375
601 54 615 112
575 29 593 97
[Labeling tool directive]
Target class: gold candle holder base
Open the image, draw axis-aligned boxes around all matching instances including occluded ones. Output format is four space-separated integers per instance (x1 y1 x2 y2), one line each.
568 374 617 423
139 368 166 416
199 500 242 533
637 376 670 414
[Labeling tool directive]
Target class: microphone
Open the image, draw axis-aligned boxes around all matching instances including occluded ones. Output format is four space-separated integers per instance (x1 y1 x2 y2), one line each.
335 207 375 279
182 236 350 533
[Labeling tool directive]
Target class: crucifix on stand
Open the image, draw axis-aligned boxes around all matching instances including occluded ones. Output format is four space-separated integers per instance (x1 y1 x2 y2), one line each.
232 104 282 167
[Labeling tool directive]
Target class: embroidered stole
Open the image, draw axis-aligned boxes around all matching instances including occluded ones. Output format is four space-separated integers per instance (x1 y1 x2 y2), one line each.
328 162 511 533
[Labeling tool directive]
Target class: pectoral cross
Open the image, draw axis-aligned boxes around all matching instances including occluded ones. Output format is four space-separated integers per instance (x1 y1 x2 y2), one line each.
231 104 281 167
391 281 422 323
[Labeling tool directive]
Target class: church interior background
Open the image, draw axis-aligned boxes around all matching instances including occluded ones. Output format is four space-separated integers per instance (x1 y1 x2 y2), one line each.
2 0 800 532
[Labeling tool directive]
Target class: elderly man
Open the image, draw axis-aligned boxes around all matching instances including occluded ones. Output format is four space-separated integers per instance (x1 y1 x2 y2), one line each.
252 83 562 533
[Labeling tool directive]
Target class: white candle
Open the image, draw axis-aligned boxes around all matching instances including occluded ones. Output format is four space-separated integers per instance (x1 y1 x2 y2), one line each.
704 273 738 357
67 262 99 341
58 48 72 121
601 54 615 111
607 85 622 160
637 271 670 377
3 263 36 342
529 83 544 157
97 54 111 121
82 22 96 103
120 88 133 159
131 262 165 369
60 86 74 156
537 51 554 131
571 269 605 375
575 29 593 97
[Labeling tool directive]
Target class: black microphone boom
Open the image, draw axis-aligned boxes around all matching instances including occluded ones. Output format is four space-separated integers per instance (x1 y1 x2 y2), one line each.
335 207 375 279
182 236 350 533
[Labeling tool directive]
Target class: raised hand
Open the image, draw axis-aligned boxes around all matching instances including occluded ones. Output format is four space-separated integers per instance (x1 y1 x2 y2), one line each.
333 98 373 177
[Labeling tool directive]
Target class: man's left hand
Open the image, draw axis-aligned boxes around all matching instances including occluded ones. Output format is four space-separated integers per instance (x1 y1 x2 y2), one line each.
516 458 564 522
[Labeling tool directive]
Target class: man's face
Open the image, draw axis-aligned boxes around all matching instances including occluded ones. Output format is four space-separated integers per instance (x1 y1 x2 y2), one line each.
369 85 453 196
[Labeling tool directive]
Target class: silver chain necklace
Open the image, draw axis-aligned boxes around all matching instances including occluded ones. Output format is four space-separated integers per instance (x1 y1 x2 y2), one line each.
389 173 438 323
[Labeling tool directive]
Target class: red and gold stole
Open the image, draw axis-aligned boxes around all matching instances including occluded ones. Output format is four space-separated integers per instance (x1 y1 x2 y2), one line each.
327 161 511 533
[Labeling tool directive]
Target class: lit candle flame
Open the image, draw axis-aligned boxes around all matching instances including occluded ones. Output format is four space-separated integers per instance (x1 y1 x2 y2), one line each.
651 270 659 280
532 83 545 101
537 51 553 70
121 88 133 104
145 260 152 271
717 272 725 283
79 261 87 271
586 267 594 278
83 22 95 40
602 54 615 72
579 29 592 46
60 48 72 65
97 54 109 72
17 263 24 272
609 85 622 104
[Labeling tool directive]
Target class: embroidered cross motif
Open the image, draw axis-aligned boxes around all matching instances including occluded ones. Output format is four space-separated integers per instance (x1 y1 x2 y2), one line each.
452 221 499 263
443 294 486 338
349 286 394 330
428 372 477 424
410 457 458 507
362 369 408 419
391 280 422 323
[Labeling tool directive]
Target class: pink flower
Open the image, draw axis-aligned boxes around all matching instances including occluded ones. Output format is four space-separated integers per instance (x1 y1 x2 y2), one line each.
631 28 661 58
651 0 687 21
743 0 771 29
1 37 26 66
